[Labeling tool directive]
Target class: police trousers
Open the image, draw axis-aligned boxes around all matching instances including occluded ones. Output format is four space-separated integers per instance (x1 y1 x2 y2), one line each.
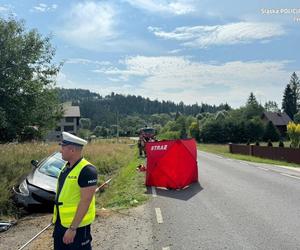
53 223 92 250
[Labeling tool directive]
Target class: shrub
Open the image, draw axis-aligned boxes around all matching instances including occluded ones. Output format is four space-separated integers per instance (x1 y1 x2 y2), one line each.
287 122 300 148
267 140 273 147
158 131 181 140
189 122 200 142
263 121 280 142
279 141 284 147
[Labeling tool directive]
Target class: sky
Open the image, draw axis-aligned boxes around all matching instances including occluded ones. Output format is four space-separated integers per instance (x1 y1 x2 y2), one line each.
1 0 299 108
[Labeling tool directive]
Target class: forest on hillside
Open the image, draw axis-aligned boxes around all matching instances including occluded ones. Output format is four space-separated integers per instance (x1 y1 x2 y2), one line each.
58 88 230 129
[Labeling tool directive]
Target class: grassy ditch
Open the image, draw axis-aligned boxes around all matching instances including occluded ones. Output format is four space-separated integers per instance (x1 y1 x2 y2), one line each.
97 156 148 209
0 139 148 219
198 143 300 168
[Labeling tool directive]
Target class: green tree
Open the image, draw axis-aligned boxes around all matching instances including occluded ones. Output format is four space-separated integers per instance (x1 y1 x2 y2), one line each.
245 118 265 142
264 101 280 112
0 18 61 141
263 121 280 142
200 120 224 143
93 126 108 137
294 112 300 124
78 129 91 140
189 121 200 142
0 108 7 129
290 72 300 111
244 93 264 119
247 92 259 106
175 116 187 139
79 118 91 129
282 84 296 120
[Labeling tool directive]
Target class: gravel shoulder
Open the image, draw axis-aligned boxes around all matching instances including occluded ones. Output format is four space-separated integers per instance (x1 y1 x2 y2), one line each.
0 204 154 250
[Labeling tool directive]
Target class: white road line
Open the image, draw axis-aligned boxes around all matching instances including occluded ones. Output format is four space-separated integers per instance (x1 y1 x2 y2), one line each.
257 167 269 171
238 161 249 165
162 247 170 250
280 173 300 180
151 186 157 197
215 155 223 159
155 208 163 224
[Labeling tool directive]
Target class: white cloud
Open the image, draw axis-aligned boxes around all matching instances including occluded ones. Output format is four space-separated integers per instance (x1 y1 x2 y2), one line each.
55 72 76 88
32 3 57 12
0 4 16 16
149 22 285 48
0 6 9 13
125 0 195 15
59 2 118 50
66 58 111 66
96 56 292 107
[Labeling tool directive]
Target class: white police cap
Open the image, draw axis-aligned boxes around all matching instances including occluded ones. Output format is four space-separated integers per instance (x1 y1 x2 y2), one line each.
60 132 87 147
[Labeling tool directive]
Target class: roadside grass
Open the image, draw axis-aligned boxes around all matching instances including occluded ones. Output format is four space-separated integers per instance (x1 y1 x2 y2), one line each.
0 142 58 218
97 155 148 209
0 139 147 219
198 143 300 168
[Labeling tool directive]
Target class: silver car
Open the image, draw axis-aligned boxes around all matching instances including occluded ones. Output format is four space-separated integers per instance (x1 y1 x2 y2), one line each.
13 152 66 208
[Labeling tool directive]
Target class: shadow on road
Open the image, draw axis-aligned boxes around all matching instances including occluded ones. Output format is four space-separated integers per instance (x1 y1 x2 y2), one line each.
146 182 203 201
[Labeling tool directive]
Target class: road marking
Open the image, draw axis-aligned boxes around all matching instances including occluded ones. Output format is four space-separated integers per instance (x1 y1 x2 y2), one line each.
162 247 170 250
215 155 223 159
280 173 300 180
257 167 269 171
151 186 157 197
155 208 163 224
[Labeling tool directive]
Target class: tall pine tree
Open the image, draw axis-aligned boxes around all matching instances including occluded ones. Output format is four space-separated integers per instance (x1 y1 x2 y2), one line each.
282 84 295 119
247 92 259 106
289 72 300 112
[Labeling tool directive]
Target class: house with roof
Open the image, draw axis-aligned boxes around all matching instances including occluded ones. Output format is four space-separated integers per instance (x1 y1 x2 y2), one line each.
261 111 292 137
46 104 81 141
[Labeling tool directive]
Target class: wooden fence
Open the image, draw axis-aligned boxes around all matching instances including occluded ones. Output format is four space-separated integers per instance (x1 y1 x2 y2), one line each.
229 144 300 164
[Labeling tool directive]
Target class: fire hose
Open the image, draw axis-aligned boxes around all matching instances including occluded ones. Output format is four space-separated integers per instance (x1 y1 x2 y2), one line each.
18 178 112 250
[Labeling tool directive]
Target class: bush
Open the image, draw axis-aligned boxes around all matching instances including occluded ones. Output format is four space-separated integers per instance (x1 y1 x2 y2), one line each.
78 128 92 140
244 118 264 142
267 140 273 147
200 120 224 143
279 141 284 147
189 122 200 142
263 121 280 142
20 126 40 142
287 122 300 148
255 141 260 146
158 131 181 140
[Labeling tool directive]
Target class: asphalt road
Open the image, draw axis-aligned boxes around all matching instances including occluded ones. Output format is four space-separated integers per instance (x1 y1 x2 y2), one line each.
149 150 300 250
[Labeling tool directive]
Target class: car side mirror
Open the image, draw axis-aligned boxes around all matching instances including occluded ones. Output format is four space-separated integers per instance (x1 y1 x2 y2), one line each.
31 160 39 168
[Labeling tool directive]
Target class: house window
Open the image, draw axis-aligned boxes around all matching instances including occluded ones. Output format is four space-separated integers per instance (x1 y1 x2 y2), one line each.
65 117 74 123
64 126 74 132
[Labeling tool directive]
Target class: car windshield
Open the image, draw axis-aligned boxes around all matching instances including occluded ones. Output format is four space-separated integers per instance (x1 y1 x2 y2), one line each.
39 153 65 178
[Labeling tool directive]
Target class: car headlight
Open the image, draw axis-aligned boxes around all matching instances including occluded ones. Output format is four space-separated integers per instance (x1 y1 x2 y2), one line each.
19 179 29 196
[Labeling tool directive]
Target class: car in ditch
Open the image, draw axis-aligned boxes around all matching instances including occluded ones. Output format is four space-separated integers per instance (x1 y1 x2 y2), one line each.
13 152 66 208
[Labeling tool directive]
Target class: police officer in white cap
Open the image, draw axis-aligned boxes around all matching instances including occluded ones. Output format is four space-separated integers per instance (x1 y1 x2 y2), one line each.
52 132 97 250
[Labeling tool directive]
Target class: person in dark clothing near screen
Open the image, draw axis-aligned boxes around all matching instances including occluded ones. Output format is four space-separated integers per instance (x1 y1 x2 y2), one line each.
52 132 98 250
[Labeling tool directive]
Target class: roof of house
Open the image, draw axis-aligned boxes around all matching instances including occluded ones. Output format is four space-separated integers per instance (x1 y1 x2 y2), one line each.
63 105 80 117
262 111 292 126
